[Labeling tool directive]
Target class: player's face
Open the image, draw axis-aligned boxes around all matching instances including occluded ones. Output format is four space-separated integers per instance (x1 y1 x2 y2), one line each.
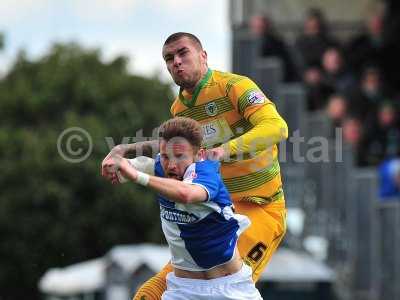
159 138 197 180
162 37 207 91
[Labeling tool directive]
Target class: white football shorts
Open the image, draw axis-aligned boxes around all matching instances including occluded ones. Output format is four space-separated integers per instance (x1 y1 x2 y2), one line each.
161 263 263 300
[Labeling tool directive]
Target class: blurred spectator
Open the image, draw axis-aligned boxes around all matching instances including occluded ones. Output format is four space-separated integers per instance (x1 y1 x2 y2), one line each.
249 14 298 82
303 65 334 111
378 158 400 199
342 117 363 147
347 67 386 123
342 117 366 166
321 47 355 93
326 94 348 136
359 102 400 166
295 8 338 70
346 12 384 75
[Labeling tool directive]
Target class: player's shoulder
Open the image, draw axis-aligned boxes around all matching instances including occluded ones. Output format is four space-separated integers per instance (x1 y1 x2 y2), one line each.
195 159 221 174
212 69 248 85
182 160 220 182
212 70 256 96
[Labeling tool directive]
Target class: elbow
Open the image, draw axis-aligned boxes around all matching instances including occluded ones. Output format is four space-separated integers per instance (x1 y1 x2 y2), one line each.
281 121 289 140
176 186 195 204
276 119 288 142
258 118 289 145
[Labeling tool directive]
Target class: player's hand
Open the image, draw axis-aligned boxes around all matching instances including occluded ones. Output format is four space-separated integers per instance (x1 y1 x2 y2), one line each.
117 157 138 183
102 154 137 184
101 145 126 180
206 146 226 161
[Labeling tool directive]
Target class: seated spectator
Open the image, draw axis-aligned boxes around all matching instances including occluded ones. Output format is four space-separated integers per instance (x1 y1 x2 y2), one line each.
347 66 387 123
249 14 298 82
295 8 339 71
303 65 335 111
326 94 348 136
346 12 384 75
321 47 355 93
378 158 400 200
359 102 400 166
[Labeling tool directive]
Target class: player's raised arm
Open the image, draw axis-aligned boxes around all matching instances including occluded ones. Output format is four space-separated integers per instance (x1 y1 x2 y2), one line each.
101 140 159 181
209 76 288 160
224 103 288 156
116 156 208 204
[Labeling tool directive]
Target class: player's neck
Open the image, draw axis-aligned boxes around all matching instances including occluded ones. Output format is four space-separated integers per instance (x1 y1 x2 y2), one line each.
184 85 196 95
184 66 209 94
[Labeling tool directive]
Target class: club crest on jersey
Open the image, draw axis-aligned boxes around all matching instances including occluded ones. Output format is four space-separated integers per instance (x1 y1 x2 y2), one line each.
247 91 265 104
205 101 218 116
183 170 197 183
189 171 197 180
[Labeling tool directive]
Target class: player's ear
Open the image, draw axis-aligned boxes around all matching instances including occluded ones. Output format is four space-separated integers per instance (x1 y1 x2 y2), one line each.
196 148 206 161
201 50 207 63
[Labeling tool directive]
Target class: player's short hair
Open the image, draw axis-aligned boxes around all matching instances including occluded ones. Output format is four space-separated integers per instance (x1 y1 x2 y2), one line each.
163 32 203 50
158 117 203 150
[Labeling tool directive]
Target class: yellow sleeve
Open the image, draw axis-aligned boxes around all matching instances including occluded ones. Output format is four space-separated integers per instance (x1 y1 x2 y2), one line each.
223 104 288 156
228 76 271 120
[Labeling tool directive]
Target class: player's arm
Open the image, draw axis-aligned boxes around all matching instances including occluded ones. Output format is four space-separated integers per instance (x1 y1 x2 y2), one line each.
211 77 288 159
224 104 288 156
116 157 208 204
101 140 159 180
106 140 159 159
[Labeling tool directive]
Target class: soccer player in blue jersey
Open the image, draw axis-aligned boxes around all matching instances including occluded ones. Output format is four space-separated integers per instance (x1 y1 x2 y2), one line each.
102 35 287 300
106 117 263 300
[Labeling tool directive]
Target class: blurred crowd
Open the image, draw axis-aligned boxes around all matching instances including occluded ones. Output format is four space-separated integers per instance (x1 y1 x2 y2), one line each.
248 7 400 197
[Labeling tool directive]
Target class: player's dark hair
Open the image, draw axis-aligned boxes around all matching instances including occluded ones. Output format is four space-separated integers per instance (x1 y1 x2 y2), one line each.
158 117 203 150
163 32 203 50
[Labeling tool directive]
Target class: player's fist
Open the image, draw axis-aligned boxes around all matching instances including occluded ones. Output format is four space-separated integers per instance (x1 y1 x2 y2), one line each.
101 145 126 179
116 157 138 183
206 146 226 161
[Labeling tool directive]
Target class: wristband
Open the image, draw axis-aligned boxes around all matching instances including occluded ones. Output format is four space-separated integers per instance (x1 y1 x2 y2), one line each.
117 170 128 183
136 171 150 186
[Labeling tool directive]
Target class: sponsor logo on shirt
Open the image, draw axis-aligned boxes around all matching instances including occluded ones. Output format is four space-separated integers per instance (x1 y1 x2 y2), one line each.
201 119 234 147
160 206 199 224
203 122 217 139
247 91 265 105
